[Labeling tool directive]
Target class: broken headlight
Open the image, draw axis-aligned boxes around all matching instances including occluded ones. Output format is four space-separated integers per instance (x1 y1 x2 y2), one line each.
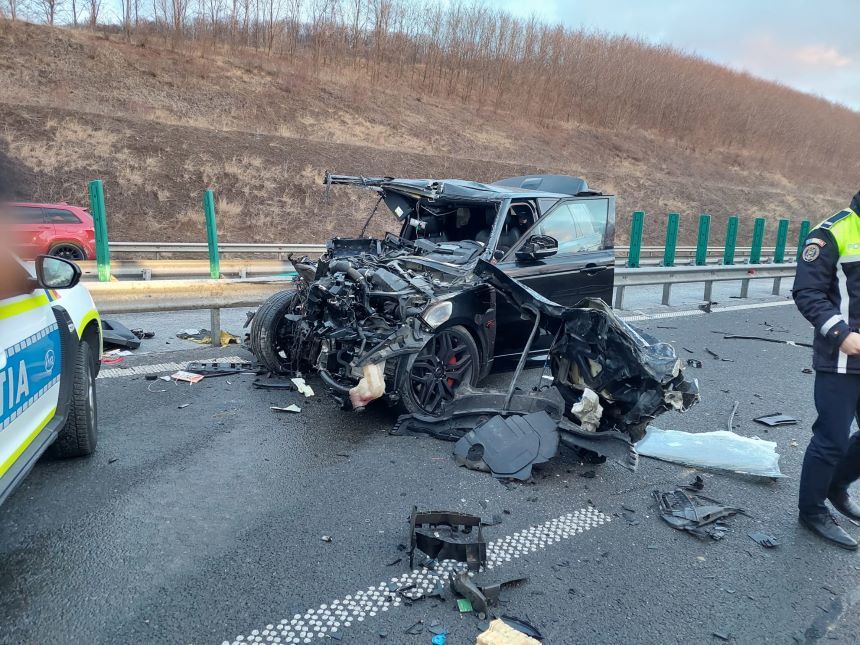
421 300 453 329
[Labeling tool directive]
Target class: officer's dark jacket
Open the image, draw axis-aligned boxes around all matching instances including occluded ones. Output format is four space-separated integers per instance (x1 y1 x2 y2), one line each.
793 202 860 373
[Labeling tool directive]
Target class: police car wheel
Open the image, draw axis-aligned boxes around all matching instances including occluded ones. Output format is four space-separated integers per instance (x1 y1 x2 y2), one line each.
51 340 98 458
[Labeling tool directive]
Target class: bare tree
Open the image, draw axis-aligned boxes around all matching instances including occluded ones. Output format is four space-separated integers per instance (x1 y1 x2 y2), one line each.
34 0 62 24
87 0 100 26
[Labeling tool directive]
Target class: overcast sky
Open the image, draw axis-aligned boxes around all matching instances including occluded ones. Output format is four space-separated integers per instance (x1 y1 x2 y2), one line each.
496 0 859 110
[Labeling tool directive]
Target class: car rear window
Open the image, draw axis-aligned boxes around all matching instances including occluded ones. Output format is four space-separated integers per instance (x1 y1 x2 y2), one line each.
44 208 82 224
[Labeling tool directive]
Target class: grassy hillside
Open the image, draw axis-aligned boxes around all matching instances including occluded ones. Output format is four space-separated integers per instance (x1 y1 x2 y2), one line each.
0 20 856 245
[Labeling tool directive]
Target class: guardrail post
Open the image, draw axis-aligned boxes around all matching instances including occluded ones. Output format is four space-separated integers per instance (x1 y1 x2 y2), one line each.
772 219 789 295
749 217 765 264
614 286 625 310
695 214 710 266
741 217 766 298
723 216 738 265
661 213 679 305
210 308 222 348
88 179 110 282
627 211 644 268
796 220 811 262
203 190 220 280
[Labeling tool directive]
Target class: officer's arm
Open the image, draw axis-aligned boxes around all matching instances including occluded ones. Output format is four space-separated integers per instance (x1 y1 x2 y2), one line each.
793 229 851 345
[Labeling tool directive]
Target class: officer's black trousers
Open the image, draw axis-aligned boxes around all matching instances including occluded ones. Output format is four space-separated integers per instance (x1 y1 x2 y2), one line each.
799 371 860 516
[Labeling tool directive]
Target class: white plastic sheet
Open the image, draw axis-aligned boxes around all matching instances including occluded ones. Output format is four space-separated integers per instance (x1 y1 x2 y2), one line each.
636 426 785 478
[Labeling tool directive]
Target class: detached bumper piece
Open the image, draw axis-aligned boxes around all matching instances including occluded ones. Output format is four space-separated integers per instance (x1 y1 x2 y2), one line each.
409 508 486 571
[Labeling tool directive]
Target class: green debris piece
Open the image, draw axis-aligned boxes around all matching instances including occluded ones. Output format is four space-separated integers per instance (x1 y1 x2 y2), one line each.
457 598 473 613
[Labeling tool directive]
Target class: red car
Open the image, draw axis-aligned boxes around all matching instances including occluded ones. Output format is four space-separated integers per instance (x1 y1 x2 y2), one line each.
10 202 96 261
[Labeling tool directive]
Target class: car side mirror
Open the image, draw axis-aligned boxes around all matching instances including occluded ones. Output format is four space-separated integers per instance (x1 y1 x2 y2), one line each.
515 235 558 263
36 255 82 289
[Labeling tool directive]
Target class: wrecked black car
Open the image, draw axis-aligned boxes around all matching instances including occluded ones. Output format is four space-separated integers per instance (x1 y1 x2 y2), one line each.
249 173 617 415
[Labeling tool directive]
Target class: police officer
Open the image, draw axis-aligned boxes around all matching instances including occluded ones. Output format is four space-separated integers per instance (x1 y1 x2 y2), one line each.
793 190 860 549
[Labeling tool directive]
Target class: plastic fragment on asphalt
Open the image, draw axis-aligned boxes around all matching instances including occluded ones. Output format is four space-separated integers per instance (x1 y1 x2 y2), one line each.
477 619 541 645
291 377 315 397
431 634 447 645
457 598 473 613
321 535 332 542
637 426 785 478
753 414 798 427
271 404 301 413
748 531 780 548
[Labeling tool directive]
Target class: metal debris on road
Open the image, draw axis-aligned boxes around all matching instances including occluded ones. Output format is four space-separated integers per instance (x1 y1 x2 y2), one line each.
653 487 745 540
409 508 486 571
252 376 297 391
448 569 528 620
687 359 703 368
177 328 241 345
753 414 798 427
185 361 256 378
130 328 155 339
727 401 739 432
637 426 784 478
722 334 812 348
748 531 781 548
321 535 333 542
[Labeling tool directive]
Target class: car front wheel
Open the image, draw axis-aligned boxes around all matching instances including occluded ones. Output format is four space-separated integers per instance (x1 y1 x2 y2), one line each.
398 325 479 416
51 340 98 458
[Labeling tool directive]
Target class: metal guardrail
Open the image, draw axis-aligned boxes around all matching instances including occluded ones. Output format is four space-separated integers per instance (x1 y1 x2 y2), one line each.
109 241 778 260
86 263 797 345
79 259 297 281
613 263 795 308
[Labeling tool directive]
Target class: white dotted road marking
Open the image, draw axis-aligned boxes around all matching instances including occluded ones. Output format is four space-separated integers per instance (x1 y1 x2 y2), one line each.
222 507 609 645
97 356 247 379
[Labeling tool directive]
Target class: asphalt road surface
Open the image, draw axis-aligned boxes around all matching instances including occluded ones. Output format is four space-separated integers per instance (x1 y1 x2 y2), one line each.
4 297 860 645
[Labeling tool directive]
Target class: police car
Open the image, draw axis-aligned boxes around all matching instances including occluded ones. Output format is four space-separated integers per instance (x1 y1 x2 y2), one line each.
0 253 101 506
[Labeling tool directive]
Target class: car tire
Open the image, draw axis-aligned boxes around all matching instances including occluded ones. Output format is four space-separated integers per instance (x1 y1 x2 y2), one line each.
49 243 87 261
397 325 480 416
250 289 303 374
51 340 97 458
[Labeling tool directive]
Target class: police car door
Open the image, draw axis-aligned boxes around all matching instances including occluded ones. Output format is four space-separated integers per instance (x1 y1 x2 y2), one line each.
0 261 62 494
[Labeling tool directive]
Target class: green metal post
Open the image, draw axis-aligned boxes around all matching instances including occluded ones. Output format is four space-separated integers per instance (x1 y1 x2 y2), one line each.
663 213 679 267
627 211 644 268
774 219 789 263
723 216 738 265
88 179 110 282
203 190 220 279
796 220 811 261
695 214 710 266
749 217 765 264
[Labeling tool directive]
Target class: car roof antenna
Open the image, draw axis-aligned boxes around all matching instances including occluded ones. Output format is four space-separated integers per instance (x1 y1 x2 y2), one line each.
358 195 384 238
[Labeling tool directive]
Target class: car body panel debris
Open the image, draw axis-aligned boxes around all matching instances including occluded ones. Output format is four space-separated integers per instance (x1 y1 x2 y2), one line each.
453 411 559 480
748 531 780 548
653 487 745 540
448 570 527 620
753 414 798 427
637 426 784 478
101 319 142 350
409 508 486 571
477 619 542 645
185 361 256 378
499 616 544 641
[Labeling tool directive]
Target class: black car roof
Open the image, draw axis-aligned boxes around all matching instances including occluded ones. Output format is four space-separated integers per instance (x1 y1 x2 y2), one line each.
380 174 600 201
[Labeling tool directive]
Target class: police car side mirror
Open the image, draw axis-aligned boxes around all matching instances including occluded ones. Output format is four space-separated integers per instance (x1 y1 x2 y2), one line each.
36 255 81 290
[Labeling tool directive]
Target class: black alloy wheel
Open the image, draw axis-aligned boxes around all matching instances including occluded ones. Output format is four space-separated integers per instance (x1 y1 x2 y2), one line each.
405 325 478 415
50 244 86 261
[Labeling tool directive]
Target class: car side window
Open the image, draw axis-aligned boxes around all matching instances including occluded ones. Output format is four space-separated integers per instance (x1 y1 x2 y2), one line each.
531 199 609 254
44 208 82 224
13 206 44 223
